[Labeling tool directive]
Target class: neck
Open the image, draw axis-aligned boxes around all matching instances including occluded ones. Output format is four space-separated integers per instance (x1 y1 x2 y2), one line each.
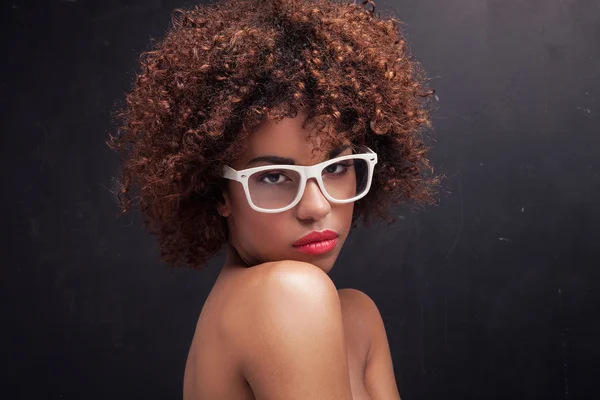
224 243 243 266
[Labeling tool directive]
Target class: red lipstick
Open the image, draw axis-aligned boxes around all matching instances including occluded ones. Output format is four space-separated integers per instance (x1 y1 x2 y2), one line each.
292 230 338 255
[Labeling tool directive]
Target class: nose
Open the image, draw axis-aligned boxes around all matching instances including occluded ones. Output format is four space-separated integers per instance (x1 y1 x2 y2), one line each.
295 178 331 221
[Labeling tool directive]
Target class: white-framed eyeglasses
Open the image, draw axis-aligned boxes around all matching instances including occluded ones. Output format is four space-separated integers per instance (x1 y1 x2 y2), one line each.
222 146 378 213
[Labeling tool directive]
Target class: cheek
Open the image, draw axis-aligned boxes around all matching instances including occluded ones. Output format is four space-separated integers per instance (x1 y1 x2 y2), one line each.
239 211 286 234
235 212 292 257
338 198 354 212
335 203 355 229
229 188 290 238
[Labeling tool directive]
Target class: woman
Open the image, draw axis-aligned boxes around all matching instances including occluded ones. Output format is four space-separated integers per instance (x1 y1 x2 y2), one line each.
107 0 441 398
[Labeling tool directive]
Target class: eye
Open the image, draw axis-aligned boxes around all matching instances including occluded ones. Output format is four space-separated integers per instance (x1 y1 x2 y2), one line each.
257 171 290 184
324 161 352 175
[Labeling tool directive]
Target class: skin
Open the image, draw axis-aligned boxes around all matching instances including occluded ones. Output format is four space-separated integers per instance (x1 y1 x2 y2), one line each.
218 110 355 274
183 111 401 400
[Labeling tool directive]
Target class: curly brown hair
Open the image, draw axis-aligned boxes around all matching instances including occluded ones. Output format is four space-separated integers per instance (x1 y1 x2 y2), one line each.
107 0 443 269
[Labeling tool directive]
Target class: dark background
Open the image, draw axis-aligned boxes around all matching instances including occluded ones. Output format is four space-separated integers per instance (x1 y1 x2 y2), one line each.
3 0 599 399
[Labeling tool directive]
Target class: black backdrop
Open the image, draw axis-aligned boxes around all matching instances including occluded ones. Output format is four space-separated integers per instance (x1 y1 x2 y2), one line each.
3 0 599 399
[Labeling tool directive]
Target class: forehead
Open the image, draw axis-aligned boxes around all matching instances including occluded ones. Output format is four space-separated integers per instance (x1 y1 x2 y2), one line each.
235 111 349 167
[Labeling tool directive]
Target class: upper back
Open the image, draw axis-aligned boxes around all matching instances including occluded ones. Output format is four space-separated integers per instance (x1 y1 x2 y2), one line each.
182 264 257 400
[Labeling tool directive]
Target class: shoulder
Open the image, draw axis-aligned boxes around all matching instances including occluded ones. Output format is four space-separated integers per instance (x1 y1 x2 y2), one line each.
336 288 383 349
244 260 341 324
230 260 338 302
222 260 342 341
223 261 355 398
337 289 400 399
337 288 382 328
337 288 379 312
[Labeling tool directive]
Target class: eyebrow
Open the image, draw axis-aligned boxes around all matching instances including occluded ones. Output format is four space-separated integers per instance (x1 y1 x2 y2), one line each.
245 144 352 167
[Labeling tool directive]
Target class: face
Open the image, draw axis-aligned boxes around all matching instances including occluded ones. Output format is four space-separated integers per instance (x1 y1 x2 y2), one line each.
220 111 355 274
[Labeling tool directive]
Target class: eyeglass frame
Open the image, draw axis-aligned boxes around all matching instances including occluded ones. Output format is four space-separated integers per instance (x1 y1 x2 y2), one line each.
221 146 378 213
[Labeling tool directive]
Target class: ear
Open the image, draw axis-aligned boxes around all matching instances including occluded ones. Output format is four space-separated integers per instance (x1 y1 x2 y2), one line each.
217 190 231 218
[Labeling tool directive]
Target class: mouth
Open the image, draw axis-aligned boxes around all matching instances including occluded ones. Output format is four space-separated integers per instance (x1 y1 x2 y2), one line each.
292 230 339 255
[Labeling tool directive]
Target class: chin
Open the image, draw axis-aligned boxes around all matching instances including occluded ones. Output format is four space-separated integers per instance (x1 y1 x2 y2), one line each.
314 261 335 274
294 253 338 274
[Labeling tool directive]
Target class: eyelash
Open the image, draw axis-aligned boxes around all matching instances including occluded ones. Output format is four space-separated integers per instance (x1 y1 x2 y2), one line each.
256 171 292 185
254 161 354 185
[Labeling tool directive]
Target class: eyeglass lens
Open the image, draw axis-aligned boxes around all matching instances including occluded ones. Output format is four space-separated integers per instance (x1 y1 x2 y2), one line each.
246 157 369 210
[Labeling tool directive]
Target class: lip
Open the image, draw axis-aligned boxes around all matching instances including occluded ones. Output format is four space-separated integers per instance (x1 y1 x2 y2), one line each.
292 230 339 246
293 238 338 255
292 230 339 256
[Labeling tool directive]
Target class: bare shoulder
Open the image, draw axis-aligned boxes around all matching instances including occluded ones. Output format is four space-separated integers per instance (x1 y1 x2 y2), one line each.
226 260 343 346
224 260 354 400
337 288 380 317
337 289 383 329
338 289 401 400
218 260 336 331
337 288 401 400
223 260 338 313
337 289 384 350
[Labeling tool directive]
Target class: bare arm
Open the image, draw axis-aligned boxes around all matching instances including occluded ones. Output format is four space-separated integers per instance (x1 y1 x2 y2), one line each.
231 261 355 400
363 295 402 400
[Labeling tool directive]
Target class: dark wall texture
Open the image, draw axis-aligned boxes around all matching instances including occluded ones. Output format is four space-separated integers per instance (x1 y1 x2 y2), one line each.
2 0 599 399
